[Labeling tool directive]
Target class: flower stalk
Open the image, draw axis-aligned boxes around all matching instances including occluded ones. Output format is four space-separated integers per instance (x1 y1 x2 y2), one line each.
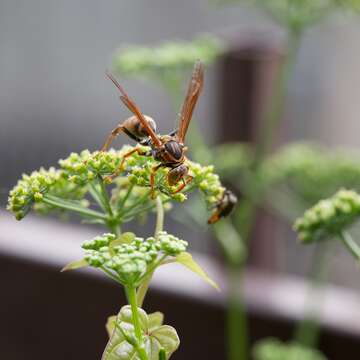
126 286 148 360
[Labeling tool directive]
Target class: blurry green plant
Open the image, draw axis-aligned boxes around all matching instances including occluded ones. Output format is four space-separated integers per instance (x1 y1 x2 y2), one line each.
253 338 327 360
108 2 360 356
294 189 360 261
113 35 223 97
7 143 227 360
216 0 360 30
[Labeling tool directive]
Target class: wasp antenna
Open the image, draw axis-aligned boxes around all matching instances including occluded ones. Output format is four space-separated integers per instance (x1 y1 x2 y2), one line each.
105 70 127 97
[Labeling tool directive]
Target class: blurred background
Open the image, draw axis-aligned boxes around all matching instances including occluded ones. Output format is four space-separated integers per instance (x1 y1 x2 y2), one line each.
2 0 360 359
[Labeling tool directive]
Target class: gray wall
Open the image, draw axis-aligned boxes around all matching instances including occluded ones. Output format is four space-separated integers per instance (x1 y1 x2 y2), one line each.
0 0 263 196
2 1 360 278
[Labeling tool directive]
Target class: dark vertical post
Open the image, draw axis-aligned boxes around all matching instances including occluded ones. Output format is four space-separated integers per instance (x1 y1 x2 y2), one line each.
218 33 285 269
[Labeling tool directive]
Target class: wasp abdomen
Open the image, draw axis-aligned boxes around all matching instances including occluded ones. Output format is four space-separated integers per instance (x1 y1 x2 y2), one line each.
208 190 237 224
123 115 156 139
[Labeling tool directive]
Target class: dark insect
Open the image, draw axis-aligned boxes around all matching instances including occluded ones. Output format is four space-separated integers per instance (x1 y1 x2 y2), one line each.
207 189 238 224
102 60 204 198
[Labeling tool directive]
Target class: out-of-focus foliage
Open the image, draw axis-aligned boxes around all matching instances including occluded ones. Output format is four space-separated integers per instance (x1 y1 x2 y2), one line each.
214 142 360 221
112 35 223 90
294 189 360 243
215 0 360 29
253 338 327 360
262 143 360 206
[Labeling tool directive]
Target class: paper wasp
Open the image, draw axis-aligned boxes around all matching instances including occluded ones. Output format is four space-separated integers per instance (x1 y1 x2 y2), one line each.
101 60 204 198
207 189 238 224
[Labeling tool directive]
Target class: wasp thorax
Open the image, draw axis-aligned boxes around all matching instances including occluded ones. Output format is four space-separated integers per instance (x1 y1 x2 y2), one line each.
164 140 183 161
125 115 157 139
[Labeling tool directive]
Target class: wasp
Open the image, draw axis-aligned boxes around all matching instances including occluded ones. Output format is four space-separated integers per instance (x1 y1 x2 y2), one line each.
101 60 204 198
207 189 238 224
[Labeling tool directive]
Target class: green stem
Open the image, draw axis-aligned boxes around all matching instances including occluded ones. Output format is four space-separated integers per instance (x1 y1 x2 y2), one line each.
125 286 148 360
154 196 164 237
226 27 303 360
117 190 151 219
88 182 107 212
122 198 171 222
117 183 135 211
97 177 114 218
293 242 331 347
227 265 247 360
100 266 123 285
109 223 121 237
137 255 167 307
213 219 246 266
43 194 107 220
136 197 165 307
338 230 360 262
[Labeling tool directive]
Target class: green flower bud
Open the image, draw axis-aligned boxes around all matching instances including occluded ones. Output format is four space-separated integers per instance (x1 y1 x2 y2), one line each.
294 189 360 243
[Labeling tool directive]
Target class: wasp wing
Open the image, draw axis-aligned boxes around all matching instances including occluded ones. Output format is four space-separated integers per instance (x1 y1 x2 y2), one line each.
106 71 161 147
176 60 204 143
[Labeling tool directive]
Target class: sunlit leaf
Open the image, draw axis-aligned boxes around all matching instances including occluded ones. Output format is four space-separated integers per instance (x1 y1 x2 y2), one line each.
61 258 88 272
148 312 164 332
175 252 220 290
106 315 117 338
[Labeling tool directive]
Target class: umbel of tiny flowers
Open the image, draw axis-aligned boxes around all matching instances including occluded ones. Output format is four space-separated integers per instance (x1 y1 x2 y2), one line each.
63 231 218 360
294 189 360 263
7 145 226 227
252 338 327 360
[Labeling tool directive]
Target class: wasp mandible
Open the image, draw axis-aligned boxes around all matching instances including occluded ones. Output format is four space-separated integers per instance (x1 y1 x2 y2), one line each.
101 60 204 198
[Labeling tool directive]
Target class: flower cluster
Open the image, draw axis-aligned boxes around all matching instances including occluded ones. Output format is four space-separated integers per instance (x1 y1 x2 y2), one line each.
294 189 360 243
253 338 326 360
7 167 87 220
82 232 188 286
8 145 227 225
188 161 226 207
112 35 223 80
264 143 360 200
59 147 140 185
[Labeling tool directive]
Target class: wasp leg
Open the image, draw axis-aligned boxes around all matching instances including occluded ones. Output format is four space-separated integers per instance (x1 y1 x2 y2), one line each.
101 125 141 152
207 213 220 225
150 164 163 199
100 125 125 152
104 147 150 183
171 175 193 194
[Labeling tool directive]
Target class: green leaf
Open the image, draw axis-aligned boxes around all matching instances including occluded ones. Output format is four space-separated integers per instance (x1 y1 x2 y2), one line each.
61 258 88 272
148 312 164 332
175 252 220 291
106 315 117 338
102 306 179 360
109 232 136 249
150 326 180 359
